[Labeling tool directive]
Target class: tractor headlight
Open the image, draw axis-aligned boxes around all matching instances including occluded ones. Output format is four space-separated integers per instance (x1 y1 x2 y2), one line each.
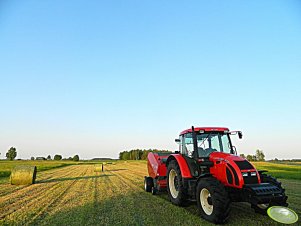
242 172 248 177
251 172 257 176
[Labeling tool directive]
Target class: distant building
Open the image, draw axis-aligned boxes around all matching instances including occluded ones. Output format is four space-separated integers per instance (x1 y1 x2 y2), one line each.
36 157 46 160
91 158 113 161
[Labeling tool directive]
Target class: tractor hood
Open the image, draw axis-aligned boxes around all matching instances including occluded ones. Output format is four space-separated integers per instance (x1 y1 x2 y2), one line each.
209 152 245 162
209 152 260 188
209 152 257 172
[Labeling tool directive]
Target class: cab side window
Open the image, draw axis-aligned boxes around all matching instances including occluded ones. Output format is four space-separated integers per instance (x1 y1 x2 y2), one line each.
179 135 184 154
183 133 194 158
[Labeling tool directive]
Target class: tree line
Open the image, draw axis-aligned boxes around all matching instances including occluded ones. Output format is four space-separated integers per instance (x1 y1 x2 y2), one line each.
240 149 265 161
31 154 79 161
119 149 172 160
3 147 80 161
2 146 271 162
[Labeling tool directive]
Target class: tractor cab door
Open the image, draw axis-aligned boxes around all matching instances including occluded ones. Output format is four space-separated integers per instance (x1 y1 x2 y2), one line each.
179 133 199 177
181 133 194 158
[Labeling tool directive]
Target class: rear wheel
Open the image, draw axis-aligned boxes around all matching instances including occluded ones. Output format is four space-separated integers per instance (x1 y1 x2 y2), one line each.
144 177 153 192
251 174 288 214
167 160 187 206
196 177 231 224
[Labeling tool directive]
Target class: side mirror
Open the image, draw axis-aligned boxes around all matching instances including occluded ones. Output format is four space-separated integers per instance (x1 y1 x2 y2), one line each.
175 139 180 143
238 131 243 139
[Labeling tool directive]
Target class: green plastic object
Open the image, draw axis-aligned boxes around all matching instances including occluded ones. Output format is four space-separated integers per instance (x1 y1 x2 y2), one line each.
267 206 299 224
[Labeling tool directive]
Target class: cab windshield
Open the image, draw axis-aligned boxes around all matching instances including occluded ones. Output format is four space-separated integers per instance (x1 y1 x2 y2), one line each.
183 132 233 158
197 132 232 157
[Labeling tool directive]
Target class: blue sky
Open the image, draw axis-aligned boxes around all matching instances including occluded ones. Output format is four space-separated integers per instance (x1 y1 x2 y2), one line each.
0 0 300 159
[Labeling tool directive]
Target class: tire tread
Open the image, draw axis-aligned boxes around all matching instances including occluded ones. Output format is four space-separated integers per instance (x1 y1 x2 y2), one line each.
196 177 231 224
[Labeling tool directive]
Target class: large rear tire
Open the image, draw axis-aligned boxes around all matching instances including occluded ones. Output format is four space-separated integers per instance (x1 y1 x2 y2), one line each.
167 160 187 206
196 177 231 224
251 174 288 214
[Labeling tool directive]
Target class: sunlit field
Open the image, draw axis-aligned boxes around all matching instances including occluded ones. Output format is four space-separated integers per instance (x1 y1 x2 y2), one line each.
253 161 301 180
0 161 300 225
0 160 76 179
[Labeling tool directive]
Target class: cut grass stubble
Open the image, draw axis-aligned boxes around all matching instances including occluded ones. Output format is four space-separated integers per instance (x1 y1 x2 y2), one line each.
0 161 300 226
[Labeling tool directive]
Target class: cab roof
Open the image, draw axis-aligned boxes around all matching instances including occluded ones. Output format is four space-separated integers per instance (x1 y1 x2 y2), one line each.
180 127 229 135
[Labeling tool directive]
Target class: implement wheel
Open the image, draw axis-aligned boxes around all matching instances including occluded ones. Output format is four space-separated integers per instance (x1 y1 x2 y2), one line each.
144 177 153 192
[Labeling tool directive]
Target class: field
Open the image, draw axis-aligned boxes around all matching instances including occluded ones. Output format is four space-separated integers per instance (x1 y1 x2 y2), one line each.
0 160 77 179
253 161 301 180
0 161 300 225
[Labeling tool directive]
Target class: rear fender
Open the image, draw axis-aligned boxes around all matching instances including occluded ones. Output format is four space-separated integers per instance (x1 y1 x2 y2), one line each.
166 154 193 178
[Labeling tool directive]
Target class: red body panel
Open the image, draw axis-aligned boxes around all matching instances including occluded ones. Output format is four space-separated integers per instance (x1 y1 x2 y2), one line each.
180 127 229 135
147 152 170 178
147 153 192 179
209 152 260 188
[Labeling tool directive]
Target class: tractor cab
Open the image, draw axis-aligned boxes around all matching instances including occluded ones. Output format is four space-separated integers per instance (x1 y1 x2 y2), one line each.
176 127 239 159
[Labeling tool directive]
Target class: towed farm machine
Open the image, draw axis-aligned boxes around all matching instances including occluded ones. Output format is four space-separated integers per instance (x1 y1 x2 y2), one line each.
144 127 288 224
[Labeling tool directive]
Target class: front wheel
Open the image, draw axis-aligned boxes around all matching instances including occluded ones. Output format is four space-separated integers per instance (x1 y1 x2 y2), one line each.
196 177 231 224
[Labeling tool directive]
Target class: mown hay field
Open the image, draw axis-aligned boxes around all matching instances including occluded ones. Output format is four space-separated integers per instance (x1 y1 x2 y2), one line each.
253 161 301 180
0 160 76 180
0 160 116 183
0 161 300 225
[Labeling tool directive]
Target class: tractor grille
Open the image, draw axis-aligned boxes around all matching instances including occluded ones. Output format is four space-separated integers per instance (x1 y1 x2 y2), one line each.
243 172 259 184
233 161 258 185
234 160 254 170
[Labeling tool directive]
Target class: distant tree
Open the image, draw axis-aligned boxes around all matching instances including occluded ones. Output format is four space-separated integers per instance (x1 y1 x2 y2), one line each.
47 155 51 160
246 154 254 162
6 147 17 161
274 158 279 161
53 154 62 160
119 152 123 160
141 150 150 160
68 157 73 161
256 149 265 161
31 156 35 160
240 154 246 159
73 155 79 161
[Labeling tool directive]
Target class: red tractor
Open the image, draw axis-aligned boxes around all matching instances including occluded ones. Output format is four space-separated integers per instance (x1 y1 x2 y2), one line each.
144 127 288 224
